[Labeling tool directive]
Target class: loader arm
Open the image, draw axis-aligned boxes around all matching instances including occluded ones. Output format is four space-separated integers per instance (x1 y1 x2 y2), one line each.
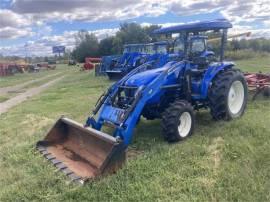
92 61 184 146
90 61 158 117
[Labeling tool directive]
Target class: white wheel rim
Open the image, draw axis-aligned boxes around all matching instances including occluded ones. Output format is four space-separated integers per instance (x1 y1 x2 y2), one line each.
178 112 192 138
228 80 245 115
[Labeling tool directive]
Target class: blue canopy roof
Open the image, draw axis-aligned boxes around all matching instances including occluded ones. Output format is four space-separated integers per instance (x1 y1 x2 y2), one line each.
153 19 232 34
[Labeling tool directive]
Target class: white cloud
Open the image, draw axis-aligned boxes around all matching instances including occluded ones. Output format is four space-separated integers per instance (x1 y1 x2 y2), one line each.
0 9 31 28
220 0 270 24
92 28 119 40
169 0 270 25
10 0 159 22
264 20 270 27
35 25 52 38
0 9 33 39
0 27 33 39
1 0 269 40
0 27 119 56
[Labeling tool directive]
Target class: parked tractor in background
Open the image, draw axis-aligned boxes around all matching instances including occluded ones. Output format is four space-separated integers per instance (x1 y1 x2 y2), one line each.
143 41 173 66
95 55 121 76
141 40 184 70
104 41 174 80
97 41 172 79
105 44 149 80
37 19 248 184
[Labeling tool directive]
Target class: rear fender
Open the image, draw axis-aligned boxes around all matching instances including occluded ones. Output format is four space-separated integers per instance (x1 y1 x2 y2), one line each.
200 62 234 98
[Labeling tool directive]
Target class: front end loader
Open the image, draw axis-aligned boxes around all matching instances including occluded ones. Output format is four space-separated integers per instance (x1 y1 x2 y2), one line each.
37 19 248 184
37 118 125 183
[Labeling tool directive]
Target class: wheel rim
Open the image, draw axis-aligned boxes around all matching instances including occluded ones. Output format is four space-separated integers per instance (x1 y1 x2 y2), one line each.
228 80 245 115
178 112 192 138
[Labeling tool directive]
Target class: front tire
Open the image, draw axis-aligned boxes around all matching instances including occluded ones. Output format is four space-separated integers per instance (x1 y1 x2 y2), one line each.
208 68 248 120
162 100 195 142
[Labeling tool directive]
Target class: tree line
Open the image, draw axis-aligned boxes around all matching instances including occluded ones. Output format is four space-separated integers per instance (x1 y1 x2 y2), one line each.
228 38 270 52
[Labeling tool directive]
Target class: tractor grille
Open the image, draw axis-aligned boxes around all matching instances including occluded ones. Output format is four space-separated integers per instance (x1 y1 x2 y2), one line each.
114 85 139 109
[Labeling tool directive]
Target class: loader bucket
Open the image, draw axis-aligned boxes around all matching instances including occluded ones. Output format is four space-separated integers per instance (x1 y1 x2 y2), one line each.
36 117 126 184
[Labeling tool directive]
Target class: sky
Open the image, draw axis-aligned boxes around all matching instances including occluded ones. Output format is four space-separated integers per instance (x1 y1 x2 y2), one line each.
0 0 269 56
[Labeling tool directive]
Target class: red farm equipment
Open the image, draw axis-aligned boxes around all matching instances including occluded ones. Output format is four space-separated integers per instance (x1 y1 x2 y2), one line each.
0 61 32 76
0 63 13 77
244 72 270 100
83 57 101 70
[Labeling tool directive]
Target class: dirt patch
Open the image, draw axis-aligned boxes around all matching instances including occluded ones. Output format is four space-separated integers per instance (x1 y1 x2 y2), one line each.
197 177 216 188
208 136 224 174
127 147 144 160
0 72 61 96
0 76 64 115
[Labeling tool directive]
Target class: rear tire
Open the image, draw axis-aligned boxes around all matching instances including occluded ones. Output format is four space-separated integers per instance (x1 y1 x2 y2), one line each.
208 68 248 120
162 100 195 142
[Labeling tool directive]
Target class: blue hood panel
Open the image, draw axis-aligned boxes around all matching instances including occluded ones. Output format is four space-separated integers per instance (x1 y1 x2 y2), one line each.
124 62 176 86
124 68 163 86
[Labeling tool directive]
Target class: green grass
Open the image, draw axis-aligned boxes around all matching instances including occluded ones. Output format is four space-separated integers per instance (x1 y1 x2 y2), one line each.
226 50 270 61
1 73 69 102
0 64 71 88
22 73 66 89
235 56 270 73
0 61 269 201
0 64 72 101
0 95 10 102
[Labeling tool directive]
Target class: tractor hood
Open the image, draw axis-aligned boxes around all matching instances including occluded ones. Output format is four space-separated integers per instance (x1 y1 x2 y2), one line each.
124 62 176 87
124 68 164 86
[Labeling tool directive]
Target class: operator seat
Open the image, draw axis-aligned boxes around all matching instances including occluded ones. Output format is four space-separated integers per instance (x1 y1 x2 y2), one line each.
189 56 209 77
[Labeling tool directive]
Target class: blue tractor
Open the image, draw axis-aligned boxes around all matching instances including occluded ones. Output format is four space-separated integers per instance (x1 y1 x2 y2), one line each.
143 41 174 68
37 19 248 184
105 43 149 80
96 44 145 78
96 55 121 76
98 40 176 78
